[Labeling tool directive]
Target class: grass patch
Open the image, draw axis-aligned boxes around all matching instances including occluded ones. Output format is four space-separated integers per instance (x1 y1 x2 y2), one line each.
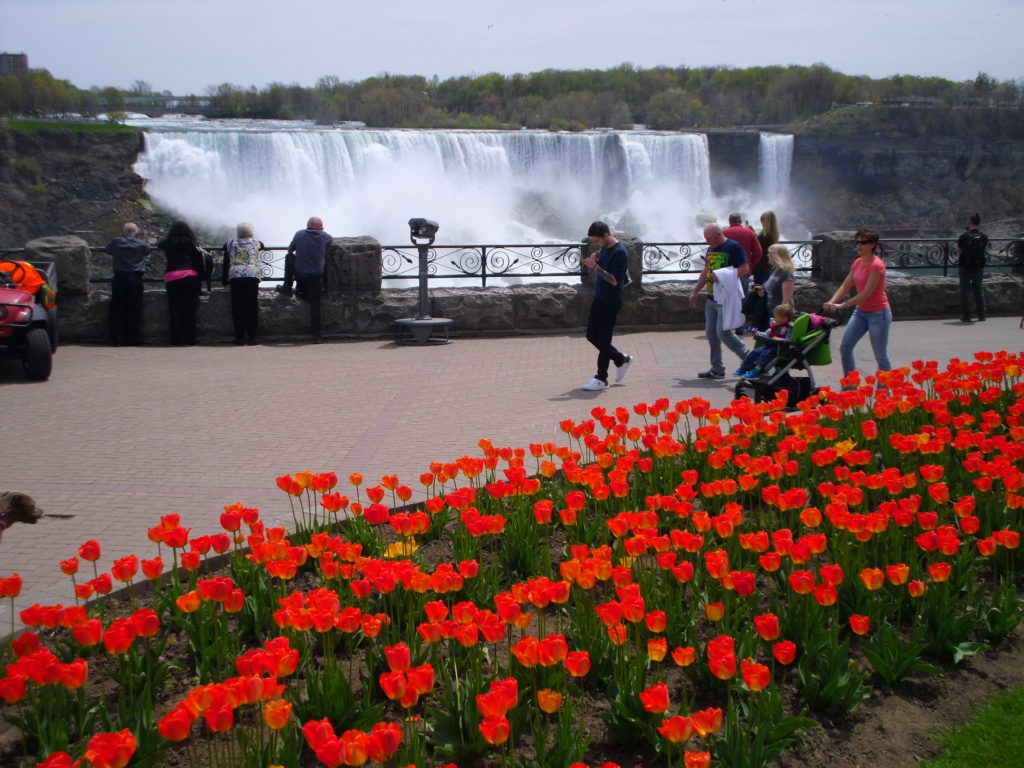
7 119 138 133
920 687 1024 768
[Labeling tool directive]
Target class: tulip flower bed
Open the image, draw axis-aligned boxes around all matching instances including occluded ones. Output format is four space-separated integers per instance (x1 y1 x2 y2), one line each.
2 355 1023 768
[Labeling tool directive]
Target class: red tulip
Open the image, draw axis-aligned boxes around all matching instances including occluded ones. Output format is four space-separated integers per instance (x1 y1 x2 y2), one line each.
740 658 770 691
753 613 780 642
78 540 101 562
849 614 871 635
82 728 136 768
565 650 591 677
684 751 712 768
479 715 511 745
773 640 797 665
384 643 411 673
158 705 194 741
658 715 694 743
639 681 670 713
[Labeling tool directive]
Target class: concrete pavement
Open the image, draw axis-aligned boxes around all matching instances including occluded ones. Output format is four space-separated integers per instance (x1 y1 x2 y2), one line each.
2 316 1022 631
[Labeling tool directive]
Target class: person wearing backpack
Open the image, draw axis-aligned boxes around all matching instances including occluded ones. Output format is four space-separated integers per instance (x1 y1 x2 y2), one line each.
956 213 989 323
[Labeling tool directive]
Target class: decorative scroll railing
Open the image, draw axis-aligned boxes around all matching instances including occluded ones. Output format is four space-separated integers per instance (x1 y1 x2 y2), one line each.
879 238 1024 276
42 235 1024 287
379 243 584 286
641 240 815 276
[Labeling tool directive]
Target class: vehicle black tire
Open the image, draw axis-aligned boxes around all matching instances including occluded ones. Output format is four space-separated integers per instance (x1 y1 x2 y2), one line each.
23 327 52 381
46 306 58 352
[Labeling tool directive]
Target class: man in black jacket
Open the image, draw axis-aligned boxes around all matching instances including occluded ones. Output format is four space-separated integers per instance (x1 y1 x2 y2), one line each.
956 213 989 323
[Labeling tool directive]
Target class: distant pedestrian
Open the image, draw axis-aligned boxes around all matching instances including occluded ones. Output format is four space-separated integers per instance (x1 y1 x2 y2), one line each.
689 223 749 379
222 222 264 345
956 213 988 322
279 216 331 342
580 221 631 391
157 221 204 346
104 222 150 346
824 228 891 382
723 213 763 295
755 210 780 286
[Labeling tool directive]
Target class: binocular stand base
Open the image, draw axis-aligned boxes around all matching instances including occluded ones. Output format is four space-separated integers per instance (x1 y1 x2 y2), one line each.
395 317 453 346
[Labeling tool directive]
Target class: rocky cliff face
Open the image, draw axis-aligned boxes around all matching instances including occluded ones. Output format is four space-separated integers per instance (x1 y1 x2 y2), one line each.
0 123 152 249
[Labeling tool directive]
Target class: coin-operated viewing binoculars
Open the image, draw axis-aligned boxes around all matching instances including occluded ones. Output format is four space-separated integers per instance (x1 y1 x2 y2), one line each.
396 218 452 345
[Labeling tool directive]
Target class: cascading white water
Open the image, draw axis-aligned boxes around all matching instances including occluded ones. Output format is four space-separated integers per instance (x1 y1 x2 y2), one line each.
758 132 794 204
132 119 790 246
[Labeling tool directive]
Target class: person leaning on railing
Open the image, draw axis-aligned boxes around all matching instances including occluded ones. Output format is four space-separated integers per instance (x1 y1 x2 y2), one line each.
222 223 265 345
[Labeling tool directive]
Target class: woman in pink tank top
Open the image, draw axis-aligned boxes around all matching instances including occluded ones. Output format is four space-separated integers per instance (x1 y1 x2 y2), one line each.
823 228 892 383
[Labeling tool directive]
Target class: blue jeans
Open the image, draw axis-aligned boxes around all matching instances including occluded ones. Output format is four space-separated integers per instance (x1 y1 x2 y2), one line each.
840 307 892 377
739 345 776 372
704 298 748 375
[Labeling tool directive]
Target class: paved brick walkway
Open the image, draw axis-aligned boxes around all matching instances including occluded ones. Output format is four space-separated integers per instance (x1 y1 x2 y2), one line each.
1 317 1021 631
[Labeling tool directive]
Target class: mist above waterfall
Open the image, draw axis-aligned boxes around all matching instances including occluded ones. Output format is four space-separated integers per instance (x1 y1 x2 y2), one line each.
132 119 792 246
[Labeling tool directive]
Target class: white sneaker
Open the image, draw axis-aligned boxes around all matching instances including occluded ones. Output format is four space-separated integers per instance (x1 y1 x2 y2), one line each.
583 377 609 391
615 354 633 383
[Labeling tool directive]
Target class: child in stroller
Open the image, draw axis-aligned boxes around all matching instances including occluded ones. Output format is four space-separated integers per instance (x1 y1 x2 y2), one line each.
734 310 839 405
732 303 795 380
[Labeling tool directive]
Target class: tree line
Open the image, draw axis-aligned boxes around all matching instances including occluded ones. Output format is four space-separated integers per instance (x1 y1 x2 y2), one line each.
1 63 1021 129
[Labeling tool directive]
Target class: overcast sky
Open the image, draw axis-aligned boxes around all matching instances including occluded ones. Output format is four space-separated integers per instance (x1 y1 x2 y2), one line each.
2 0 1021 94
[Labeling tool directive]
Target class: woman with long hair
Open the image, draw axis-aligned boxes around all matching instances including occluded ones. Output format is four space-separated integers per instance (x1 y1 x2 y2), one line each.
763 243 796 312
754 210 780 285
157 221 203 346
824 229 892 381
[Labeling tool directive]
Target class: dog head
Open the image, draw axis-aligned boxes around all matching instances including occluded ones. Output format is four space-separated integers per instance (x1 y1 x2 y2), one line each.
0 492 45 540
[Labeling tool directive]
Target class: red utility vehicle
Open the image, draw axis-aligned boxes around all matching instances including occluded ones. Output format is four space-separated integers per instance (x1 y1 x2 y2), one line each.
0 260 57 381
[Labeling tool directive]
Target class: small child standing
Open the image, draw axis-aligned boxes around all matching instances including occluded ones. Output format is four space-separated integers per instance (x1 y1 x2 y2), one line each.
732 304 796 379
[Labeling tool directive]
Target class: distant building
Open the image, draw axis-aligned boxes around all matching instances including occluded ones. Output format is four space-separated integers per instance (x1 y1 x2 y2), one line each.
0 53 29 75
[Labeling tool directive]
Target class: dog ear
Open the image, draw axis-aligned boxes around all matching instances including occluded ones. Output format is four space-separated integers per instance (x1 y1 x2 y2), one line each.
8 493 29 515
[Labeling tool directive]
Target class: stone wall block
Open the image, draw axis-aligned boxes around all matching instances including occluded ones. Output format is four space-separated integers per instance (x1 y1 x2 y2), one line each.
23 235 91 296
513 284 580 329
431 288 516 332
327 237 382 296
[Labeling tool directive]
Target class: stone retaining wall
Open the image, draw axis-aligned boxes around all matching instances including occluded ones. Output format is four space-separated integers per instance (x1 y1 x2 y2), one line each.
21 233 1024 344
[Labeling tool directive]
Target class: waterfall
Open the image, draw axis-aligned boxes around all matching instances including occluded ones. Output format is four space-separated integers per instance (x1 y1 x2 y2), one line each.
133 123 718 245
758 132 794 204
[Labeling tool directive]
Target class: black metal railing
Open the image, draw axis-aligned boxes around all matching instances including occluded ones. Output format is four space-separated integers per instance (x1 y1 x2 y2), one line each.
4 236 1018 288
879 238 1023 276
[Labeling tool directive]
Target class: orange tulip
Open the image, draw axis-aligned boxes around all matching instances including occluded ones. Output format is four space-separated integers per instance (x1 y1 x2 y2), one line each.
689 707 723 737
684 751 712 768
648 637 668 662
263 698 292 730
537 688 563 714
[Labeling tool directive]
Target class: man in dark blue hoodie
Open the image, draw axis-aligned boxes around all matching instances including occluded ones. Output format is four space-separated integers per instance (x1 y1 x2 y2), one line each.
104 222 150 346
581 221 632 391
279 216 332 342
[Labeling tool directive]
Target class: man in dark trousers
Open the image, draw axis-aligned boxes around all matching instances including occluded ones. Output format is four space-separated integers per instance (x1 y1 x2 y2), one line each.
580 221 631 391
279 216 332 342
104 222 150 346
956 213 988 323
